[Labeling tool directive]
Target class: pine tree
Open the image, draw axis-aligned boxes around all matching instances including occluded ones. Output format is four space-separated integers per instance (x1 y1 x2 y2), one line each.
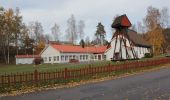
95 22 106 45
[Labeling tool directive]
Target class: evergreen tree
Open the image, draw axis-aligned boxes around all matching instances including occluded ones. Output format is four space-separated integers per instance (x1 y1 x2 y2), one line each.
79 39 85 48
95 22 106 45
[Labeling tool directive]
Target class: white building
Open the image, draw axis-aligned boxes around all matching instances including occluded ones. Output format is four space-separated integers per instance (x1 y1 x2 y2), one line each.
15 55 40 64
40 44 107 64
105 29 151 60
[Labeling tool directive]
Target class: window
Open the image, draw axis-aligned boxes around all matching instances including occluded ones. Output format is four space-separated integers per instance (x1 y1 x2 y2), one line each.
86 55 88 60
65 56 68 61
95 55 97 59
49 57 51 61
61 56 64 61
57 56 59 61
73 55 75 59
83 55 85 60
91 55 94 59
69 55 72 60
80 55 82 60
103 55 106 60
53 56 56 61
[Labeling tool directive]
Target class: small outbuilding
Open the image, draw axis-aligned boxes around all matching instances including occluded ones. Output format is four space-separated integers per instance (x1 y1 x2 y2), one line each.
15 55 40 64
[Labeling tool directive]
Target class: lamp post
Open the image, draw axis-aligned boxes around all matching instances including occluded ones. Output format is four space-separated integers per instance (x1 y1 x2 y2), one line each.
33 48 35 66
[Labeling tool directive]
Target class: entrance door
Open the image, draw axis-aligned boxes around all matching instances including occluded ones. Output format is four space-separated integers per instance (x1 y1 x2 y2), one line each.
114 52 119 60
98 55 101 60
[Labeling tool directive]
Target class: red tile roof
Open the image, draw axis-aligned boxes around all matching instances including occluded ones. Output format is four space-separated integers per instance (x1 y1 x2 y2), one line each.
51 44 107 54
15 55 40 58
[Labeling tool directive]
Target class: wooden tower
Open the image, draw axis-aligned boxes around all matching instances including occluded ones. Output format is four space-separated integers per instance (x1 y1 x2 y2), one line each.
111 14 138 60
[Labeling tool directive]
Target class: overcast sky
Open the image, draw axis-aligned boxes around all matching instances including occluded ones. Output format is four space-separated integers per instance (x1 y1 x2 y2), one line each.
1 0 170 41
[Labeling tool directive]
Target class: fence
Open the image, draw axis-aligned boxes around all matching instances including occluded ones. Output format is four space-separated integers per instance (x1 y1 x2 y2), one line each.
1 58 170 86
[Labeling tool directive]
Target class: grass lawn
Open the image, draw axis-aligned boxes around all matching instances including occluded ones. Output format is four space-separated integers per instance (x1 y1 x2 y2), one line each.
0 61 115 75
0 56 166 75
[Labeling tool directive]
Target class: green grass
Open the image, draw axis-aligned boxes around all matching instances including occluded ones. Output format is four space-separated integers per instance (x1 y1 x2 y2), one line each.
0 56 166 75
0 61 116 75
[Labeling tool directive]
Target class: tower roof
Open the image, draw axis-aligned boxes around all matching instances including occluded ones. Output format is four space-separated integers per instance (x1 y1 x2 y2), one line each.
111 14 132 28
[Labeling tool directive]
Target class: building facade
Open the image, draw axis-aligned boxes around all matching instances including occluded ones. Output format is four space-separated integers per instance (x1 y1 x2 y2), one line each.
105 29 151 60
40 44 107 64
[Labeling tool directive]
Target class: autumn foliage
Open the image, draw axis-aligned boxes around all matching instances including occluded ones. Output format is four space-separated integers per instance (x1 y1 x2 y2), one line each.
35 40 45 54
146 25 165 55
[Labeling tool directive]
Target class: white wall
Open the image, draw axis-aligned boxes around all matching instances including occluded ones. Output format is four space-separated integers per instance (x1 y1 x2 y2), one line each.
60 52 91 63
16 58 34 64
41 45 61 64
40 45 106 64
134 47 150 58
105 35 150 60
105 35 130 60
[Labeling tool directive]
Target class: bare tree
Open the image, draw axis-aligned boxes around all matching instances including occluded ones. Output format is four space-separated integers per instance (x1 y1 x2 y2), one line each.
21 25 34 54
85 36 90 46
44 34 50 43
13 7 23 55
51 23 60 41
66 14 77 44
28 21 44 46
160 7 170 28
144 6 161 31
137 21 146 33
130 24 137 31
78 20 85 40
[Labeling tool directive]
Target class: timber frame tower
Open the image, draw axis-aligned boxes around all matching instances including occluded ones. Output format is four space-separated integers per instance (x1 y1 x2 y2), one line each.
111 14 138 60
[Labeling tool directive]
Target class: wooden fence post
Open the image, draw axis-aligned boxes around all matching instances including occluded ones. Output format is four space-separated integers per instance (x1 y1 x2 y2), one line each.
64 68 68 79
34 69 38 86
108 63 111 73
1 75 4 86
14 74 16 84
8 75 10 86
89 65 92 75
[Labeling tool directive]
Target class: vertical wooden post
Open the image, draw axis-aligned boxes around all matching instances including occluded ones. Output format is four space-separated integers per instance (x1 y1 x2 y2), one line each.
14 74 16 84
25 73 28 82
89 65 91 75
122 33 130 59
113 34 118 60
1 75 4 86
34 69 38 86
19 73 22 84
119 34 123 60
108 63 111 73
8 75 10 86
64 68 68 79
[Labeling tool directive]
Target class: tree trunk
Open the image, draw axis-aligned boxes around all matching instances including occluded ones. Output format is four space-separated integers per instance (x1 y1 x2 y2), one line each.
7 44 9 64
3 46 7 64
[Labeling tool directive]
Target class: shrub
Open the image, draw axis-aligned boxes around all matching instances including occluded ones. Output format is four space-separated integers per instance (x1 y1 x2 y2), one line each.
33 57 43 65
144 53 153 58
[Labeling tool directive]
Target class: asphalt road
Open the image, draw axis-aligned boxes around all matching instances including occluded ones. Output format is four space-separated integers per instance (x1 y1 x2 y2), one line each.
1 67 170 100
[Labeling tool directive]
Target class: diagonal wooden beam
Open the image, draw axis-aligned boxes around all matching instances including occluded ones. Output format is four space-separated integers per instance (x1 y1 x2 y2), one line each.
113 32 118 60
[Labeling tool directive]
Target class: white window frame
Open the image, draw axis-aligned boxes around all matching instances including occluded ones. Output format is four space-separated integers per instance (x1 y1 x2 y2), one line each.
53 56 56 61
61 56 64 61
57 56 59 61
49 57 51 62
